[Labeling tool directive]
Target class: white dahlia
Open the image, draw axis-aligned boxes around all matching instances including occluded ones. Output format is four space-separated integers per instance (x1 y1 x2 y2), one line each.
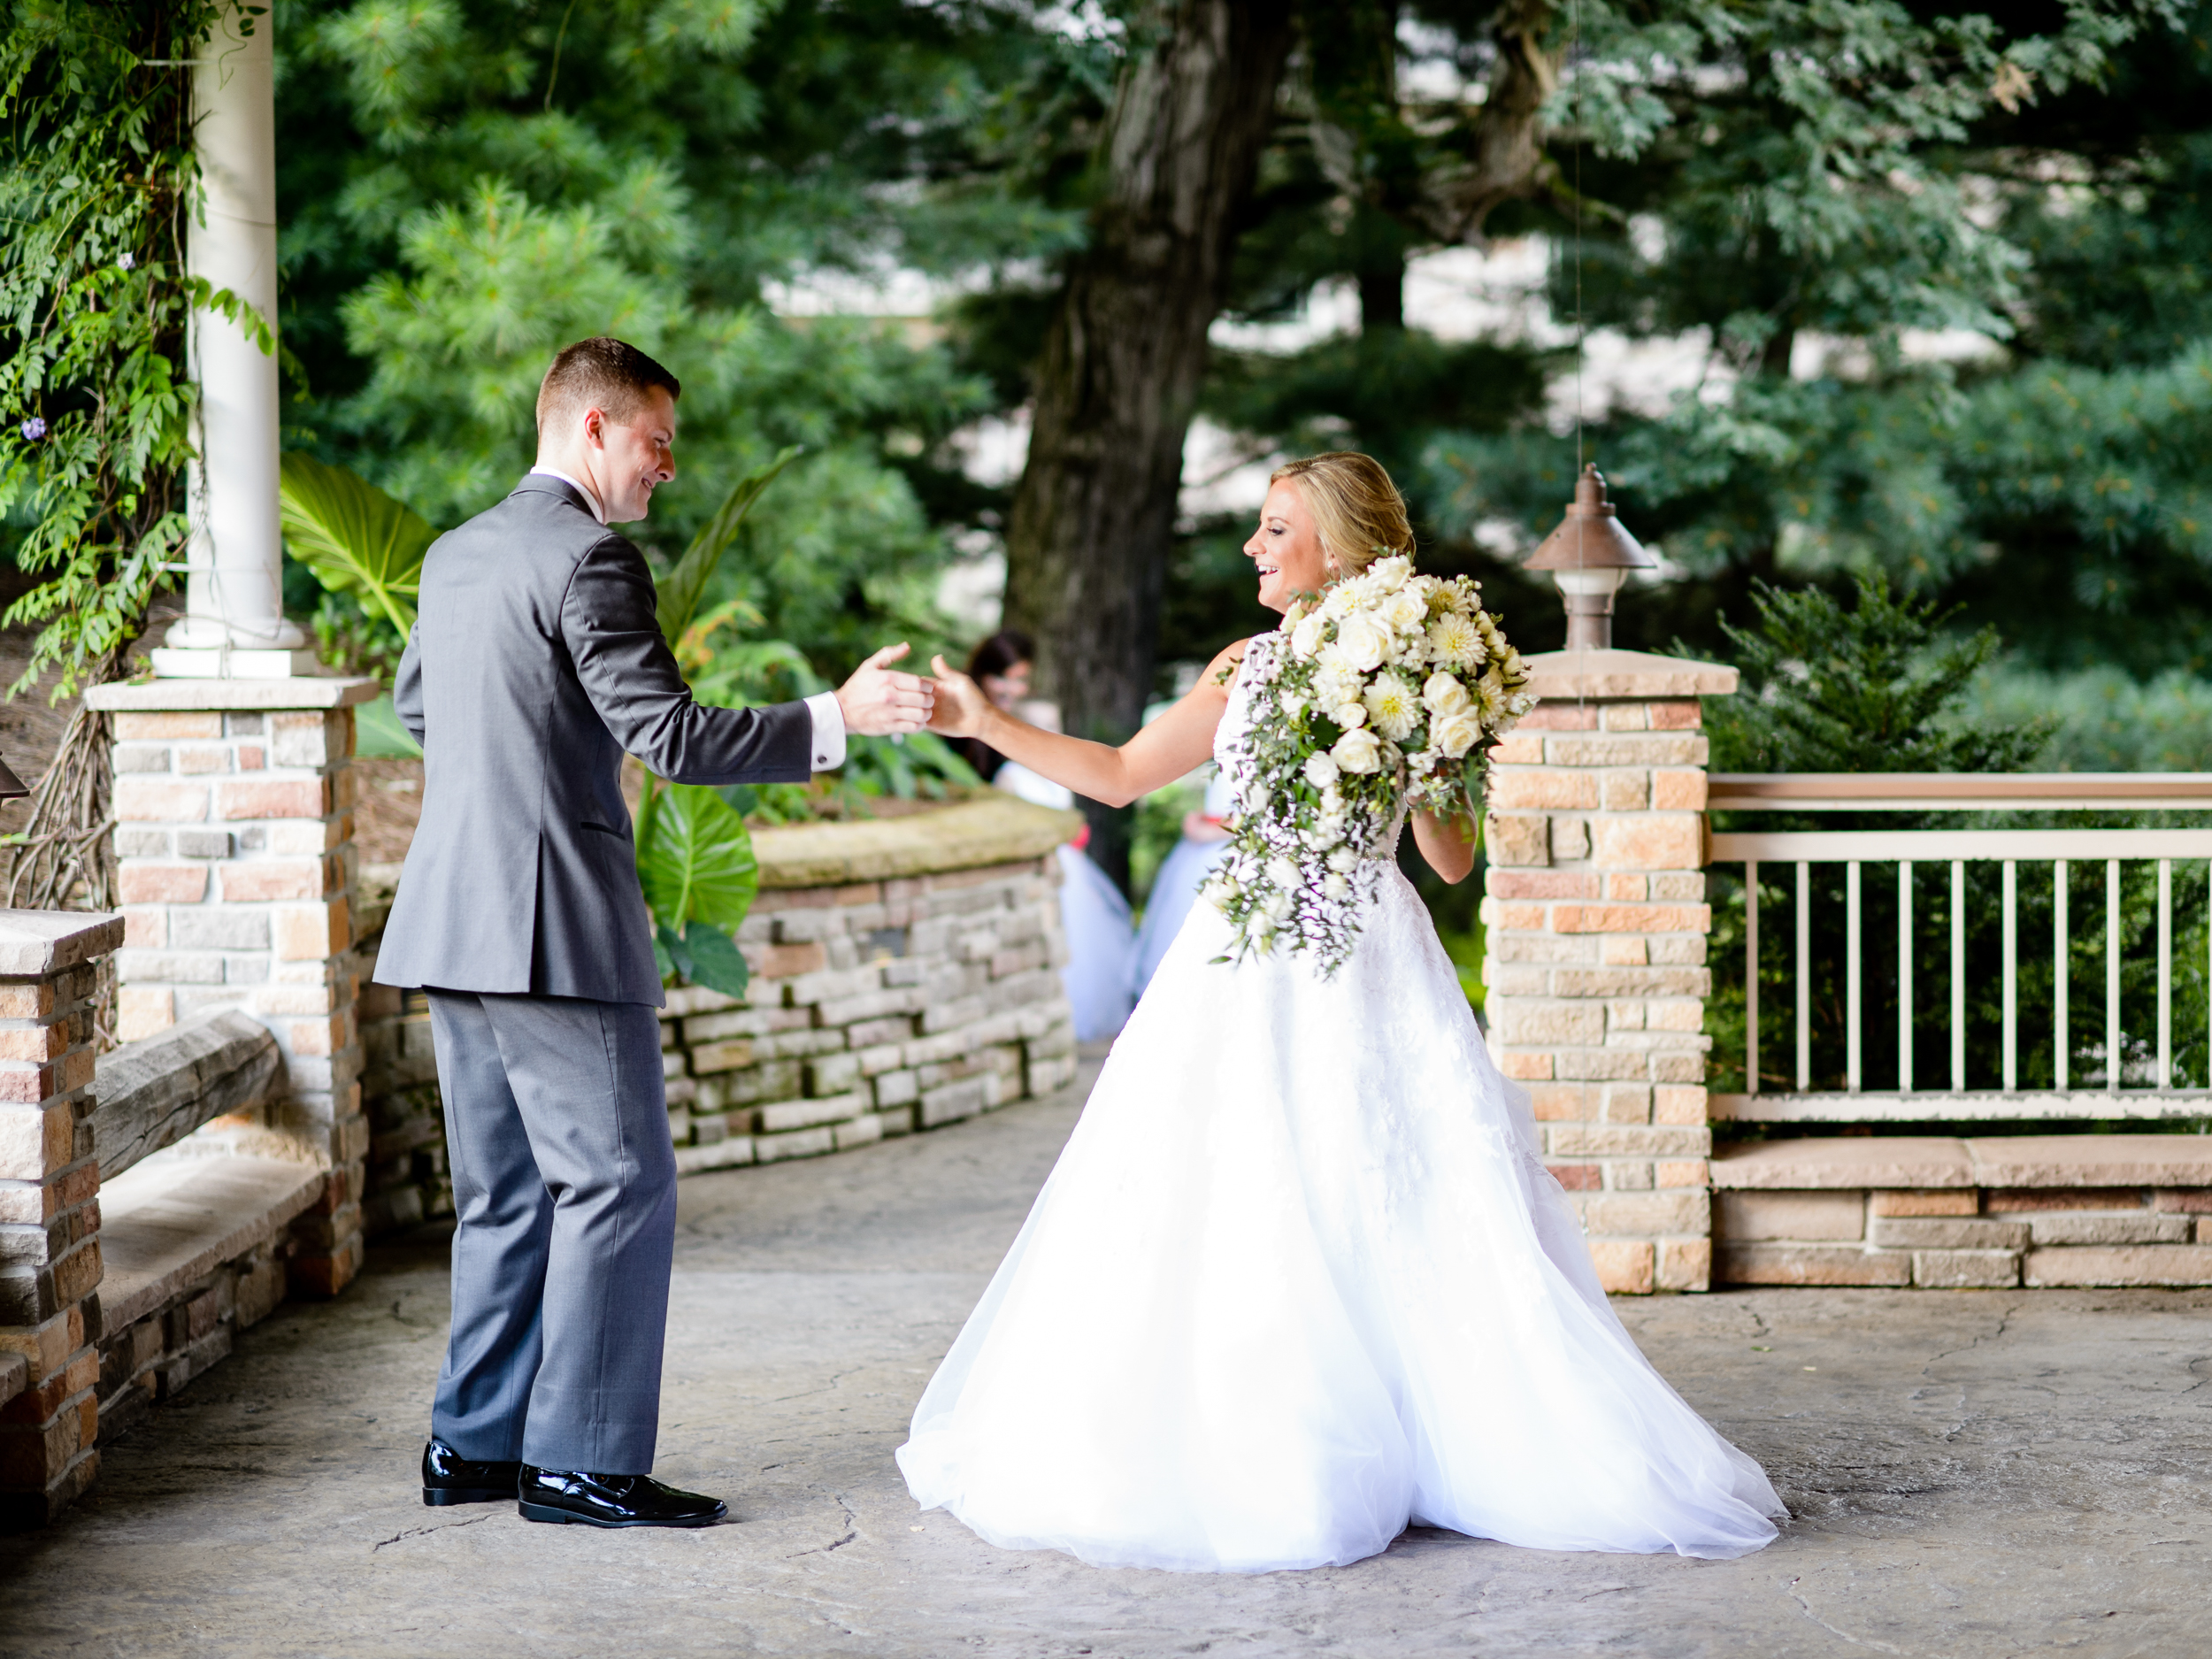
1426 611 1485 669
1363 673 1419 741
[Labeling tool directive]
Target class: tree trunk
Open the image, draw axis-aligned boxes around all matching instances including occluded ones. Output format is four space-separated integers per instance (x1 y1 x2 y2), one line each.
1424 0 1562 242
1001 0 1296 892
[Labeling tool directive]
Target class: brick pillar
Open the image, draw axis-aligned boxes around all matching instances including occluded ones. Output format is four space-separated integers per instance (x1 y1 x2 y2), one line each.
0 913 125 1528
1480 649 1737 1294
84 679 380 1298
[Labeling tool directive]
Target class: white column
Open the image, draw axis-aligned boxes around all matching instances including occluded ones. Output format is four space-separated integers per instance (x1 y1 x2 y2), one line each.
155 3 313 677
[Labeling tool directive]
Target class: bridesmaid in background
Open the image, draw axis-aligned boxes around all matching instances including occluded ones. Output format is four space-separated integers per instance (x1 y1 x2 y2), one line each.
959 631 1134 1044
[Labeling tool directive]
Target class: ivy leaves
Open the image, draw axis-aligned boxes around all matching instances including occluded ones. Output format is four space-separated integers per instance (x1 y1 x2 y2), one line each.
0 1 232 695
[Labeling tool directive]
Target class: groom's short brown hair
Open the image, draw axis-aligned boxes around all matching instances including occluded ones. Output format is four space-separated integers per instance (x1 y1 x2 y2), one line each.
535 337 682 434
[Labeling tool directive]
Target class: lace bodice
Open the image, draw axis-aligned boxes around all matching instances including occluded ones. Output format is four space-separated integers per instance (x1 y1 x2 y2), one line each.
1211 633 1276 803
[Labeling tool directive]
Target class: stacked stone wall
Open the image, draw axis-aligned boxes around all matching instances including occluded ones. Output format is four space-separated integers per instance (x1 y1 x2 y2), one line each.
354 808 1081 1232
664 858 1075 1167
0 916 125 1527
88 679 383 1301
1479 652 1737 1294
1713 1135 2212 1287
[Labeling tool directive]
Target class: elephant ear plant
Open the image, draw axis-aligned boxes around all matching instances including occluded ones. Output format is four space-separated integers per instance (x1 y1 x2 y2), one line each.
280 449 803 998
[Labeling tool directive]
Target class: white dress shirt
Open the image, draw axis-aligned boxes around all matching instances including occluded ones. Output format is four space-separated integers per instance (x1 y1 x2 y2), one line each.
527 465 847 772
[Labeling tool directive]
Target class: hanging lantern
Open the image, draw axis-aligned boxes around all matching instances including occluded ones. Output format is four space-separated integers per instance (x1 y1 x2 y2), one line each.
1522 464 1654 650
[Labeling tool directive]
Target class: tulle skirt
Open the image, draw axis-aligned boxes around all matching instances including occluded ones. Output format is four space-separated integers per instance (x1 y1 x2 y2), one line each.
1054 844 1133 1043
1129 833 1232 997
896 866 1785 1573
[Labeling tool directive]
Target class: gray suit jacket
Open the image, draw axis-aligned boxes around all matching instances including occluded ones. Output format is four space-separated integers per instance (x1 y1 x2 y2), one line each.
373 474 812 1005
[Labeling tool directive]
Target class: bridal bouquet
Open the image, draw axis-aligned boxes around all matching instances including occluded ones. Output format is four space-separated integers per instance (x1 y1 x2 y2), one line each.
1202 554 1534 975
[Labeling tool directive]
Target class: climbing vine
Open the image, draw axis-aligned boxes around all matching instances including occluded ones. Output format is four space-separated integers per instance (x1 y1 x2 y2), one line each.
0 0 241 697
0 0 241 975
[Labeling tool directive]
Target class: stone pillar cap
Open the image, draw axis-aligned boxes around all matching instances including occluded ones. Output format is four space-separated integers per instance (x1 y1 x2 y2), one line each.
1525 649 1738 702
83 676 381 713
0 910 124 977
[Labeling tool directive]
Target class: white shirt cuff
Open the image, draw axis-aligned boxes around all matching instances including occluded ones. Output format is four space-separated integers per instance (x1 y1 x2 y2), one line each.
804 692 847 772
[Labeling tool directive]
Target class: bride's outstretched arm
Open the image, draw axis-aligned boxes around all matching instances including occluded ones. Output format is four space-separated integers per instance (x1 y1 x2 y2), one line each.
927 639 1247 808
1411 807 1477 885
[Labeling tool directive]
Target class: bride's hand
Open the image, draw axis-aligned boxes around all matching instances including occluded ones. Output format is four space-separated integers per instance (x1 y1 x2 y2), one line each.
928 656 994 740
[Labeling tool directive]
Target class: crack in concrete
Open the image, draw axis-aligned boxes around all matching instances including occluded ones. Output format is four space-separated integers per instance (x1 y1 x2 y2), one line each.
787 1489 863 1559
1786 1577 1909 1655
372 1514 491 1551
1921 1299 2027 1373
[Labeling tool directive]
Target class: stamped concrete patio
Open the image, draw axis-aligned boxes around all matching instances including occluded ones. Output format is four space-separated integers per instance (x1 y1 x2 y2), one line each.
4 1062 2210 1658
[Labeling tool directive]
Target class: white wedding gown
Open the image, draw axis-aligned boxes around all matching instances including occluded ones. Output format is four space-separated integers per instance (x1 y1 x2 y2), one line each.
897 637 1786 1573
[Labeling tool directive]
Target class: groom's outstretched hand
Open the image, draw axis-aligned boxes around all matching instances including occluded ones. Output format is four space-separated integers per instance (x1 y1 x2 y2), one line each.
834 643 936 736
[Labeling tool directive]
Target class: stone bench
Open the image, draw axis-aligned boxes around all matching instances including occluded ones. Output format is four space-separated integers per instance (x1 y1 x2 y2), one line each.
92 1152 324 1439
1712 1135 2212 1288
93 1010 281 1181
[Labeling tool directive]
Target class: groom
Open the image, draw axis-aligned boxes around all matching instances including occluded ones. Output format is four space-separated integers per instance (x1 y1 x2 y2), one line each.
375 336 933 1527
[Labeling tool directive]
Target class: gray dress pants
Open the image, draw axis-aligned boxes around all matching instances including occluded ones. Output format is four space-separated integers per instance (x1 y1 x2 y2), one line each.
426 989 676 1473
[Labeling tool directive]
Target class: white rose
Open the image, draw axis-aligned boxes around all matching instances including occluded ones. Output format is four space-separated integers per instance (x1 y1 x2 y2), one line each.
1324 873 1351 901
1333 701 1368 729
1331 726 1384 773
1371 555 1410 591
1384 588 1428 634
1327 845 1359 872
1432 710 1482 758
1302 751 1341 789
1266 856 1301 889
1290 611 1328 657
1333 611 1390 673
1264 888 1294 923
1423 671 1472 716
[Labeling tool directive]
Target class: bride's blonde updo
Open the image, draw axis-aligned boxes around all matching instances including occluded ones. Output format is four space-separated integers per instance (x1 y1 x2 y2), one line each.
1271 451 1414 580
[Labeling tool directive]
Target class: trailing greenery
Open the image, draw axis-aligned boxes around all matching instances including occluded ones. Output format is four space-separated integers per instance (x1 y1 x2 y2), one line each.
0 0 238 695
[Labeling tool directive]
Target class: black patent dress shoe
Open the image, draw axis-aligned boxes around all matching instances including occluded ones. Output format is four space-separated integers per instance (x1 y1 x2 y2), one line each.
518 1465 729 1528
421 1438 523 1507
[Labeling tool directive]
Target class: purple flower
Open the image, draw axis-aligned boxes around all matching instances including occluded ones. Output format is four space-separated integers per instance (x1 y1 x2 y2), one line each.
118 252 135 271
19 417 46 442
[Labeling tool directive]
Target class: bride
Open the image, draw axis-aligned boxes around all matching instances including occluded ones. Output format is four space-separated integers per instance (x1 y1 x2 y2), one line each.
903 451 1785 1573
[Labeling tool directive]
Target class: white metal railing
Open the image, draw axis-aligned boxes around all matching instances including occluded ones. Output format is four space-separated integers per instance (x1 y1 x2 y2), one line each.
1706 776 2212 1123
